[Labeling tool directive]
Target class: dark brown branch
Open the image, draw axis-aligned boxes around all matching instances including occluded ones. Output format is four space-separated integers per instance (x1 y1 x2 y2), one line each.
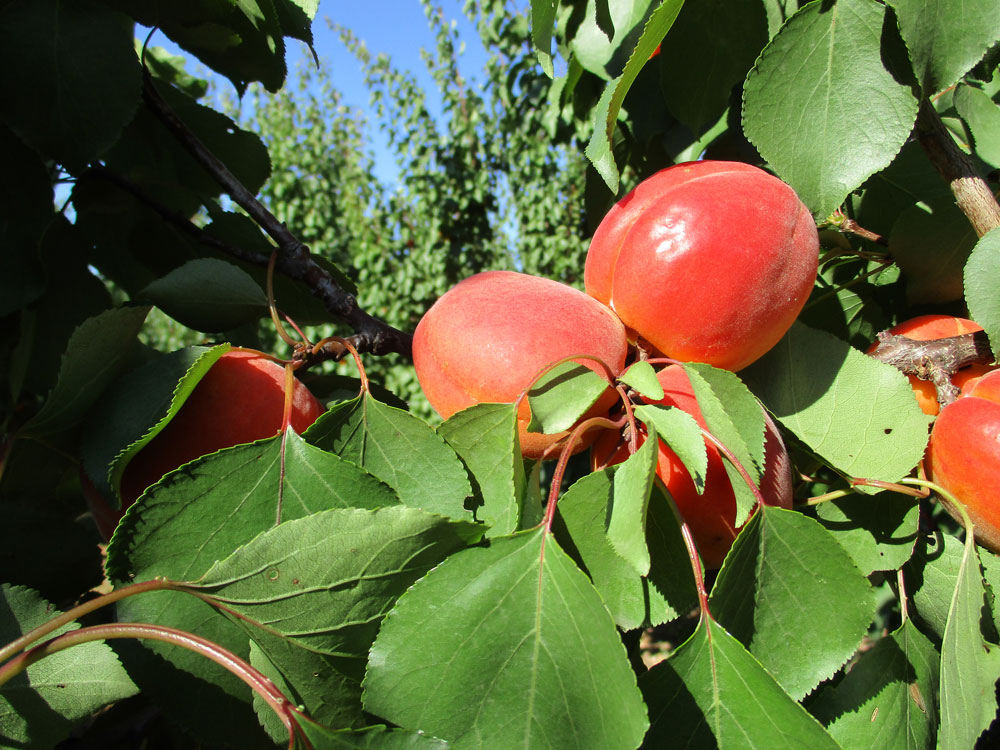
868 329 995 407
140 71 413 359
915 97 1000 238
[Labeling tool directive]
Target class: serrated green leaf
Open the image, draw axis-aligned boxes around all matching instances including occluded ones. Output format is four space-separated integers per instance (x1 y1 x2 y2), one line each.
80 345 220 501
618 360 663 400
938 530 1000 748
137 259 268 332
305 393 472 520
965 226 1000 359
21 306 150 438
743 0 919 218
531 0 557 76
657 0 768 135
710 506 876 700
363 529 649 750
907 531 966 640
812 492 921 576
0 0 142 170
641 614 841 748
553 470 697 630
955 84 1000 167
0 584 138 748
741 322 933 486
584 0 686 191
190 507 480 657
885 0 1000 95
571 0 658 79
606 421 658 575
634 404 708 494
438 402 526 536
684 363 765 527
526 361 609 434
810 618 939 749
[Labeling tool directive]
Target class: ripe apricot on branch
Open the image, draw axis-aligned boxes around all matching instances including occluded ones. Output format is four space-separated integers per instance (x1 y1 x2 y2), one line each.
866 314 996 416
591 365 793 569
110 350 323 523
584 160 819 371
926 369 1000 553
412 270 629 458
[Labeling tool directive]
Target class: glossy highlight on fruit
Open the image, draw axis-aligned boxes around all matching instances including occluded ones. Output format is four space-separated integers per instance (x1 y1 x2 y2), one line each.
84 350 324 539
867 314 996 416
926 369 1000 553
585 160 819 371
592 365 793 568
412 270 629 458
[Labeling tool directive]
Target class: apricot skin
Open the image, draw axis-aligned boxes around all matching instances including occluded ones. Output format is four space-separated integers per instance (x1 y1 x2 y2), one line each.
867 314 995 416
86 350 324 540
591 365 793 569
926 369 1000 553
412 270 629 459
585 160 818 371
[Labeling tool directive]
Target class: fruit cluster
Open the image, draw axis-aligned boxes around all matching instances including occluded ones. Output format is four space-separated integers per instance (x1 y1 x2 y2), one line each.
413 160 820 567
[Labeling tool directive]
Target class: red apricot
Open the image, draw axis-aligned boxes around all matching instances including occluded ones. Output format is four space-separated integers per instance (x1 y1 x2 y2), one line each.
85 350 324 539
412 270 629 459
591 365 793 568
584 160 819 371
867 314 995 416
926 369 1000 552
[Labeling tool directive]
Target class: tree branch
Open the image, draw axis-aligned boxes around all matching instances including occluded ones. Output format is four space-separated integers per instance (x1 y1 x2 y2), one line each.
868 329 995 407
915 97 1000 238
141 70 413 359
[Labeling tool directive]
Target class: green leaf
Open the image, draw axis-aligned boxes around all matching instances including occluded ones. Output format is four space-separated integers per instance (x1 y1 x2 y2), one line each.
526 361 609 434
80 345 222 501
0 0 142 170
438 403 526 536
684 363 765 527
657 0 769 135
743 0 919 218
965 226 1000 359
634 404 708 494
710 507 877 700
741 322 933 487
137 259 268 332
606 420 659 575
884 0 1000 95
584 0 686 191
531 0 557 76
363 529 649 750
889 195 979 304
0 584 138 748
553 470 697 630
812 492 921 576
571 0 659 79
938 530 1000 748
305 393 472 521
907 530 967 640
618 360 663 400
955 84 1000 167
20 306 150 438
190 506 480 656
810 618 939 749
641 614 841 748
297 717 449 749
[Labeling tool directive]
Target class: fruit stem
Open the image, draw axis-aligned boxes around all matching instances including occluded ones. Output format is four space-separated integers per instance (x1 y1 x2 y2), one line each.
268 250 303 348
700 427 767 512
0 621 304 748
898 477 975 536
849 477 929 499
312 337 369 395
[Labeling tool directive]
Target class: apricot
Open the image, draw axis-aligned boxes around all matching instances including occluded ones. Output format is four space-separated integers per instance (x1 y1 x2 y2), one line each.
412 270 629 459
926 369 1000 552
867 314 996 416
591 365 793 568
584 160 819 371
87 350 323 539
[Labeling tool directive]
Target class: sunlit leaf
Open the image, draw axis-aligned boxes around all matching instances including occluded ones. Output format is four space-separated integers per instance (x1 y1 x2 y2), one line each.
965 226 1000 360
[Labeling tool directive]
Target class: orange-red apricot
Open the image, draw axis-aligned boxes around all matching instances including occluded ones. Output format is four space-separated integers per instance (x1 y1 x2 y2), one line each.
926 369 1000 553
591 364 793 568
584 160 818 371
412 270 629 459
86 350 324 540
867 314 995 416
